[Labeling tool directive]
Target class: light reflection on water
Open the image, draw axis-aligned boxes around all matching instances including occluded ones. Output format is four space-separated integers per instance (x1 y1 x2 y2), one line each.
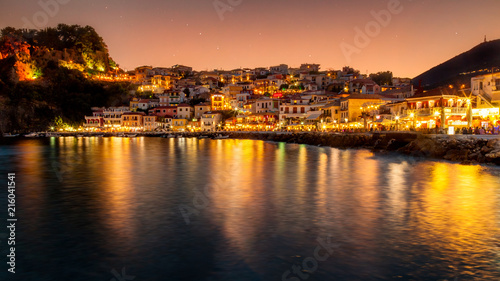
0 137 499 280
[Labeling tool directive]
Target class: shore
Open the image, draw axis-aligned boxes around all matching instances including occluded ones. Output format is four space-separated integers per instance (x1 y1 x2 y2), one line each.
5 131 500 165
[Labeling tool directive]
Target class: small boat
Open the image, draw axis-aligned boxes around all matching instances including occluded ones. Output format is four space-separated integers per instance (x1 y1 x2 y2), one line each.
167 134 176 138
47 133 62 137
24 132 39 137
95 134 104 138
198 135 209 139
76 134 84 138
125 134 137 138
213 134 229 139
3 133 19 137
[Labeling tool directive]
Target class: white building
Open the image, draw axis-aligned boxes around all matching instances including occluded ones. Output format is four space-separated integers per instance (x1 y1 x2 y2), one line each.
201 112 222 131
471 72 500 107
255 98 280 113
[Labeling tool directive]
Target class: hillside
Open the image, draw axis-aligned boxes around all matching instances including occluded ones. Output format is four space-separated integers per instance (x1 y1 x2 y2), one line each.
0 24 130 133
413 39 500 89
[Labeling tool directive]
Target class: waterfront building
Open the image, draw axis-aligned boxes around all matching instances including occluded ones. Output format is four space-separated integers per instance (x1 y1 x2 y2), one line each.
404 87 472 129
143 115 158 131
279 98 316 122
339 94 384 127
84 110 104 128
171 118 188 131
201 112 222 131
461 79 499 128
321 100 341 126
103 106 129 128
121 112 146 130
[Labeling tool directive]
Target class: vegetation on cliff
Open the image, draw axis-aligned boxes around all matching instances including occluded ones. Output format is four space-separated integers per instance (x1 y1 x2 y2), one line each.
0 24 131 133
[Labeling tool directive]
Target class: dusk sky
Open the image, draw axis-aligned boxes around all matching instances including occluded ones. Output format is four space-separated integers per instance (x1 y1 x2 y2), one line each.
2 0 500 77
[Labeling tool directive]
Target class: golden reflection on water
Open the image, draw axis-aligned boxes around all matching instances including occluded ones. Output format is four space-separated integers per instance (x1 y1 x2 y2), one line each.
200 141 500 275
209 140 269 255
417 163 500 264
98 137 137 247
16 140 45 231
8 138 500 278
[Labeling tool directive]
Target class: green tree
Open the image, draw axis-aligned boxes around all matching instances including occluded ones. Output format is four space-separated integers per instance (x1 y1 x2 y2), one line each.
369 71 393 86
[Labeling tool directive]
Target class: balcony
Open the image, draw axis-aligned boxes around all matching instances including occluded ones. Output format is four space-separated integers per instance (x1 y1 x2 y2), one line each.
415 108 432 116
444 107 467 115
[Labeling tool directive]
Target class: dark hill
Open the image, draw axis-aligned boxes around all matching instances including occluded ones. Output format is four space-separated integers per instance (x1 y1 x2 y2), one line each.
413 39 500 89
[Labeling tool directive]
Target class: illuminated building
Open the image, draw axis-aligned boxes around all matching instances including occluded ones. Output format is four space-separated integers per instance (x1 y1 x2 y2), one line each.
211 93 226 111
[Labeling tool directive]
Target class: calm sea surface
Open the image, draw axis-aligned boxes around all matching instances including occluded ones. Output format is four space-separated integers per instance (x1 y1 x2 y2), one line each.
0 137 500 281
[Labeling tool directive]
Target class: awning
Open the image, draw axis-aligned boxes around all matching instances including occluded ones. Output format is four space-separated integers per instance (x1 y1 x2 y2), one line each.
306 112 322 120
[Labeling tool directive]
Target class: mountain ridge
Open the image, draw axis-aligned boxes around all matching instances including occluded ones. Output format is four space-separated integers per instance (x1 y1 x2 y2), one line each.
413 39 500 89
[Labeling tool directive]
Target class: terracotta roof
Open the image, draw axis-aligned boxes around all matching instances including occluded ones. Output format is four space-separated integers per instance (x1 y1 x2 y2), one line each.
154 106 177 109
408 87 469 99
122 112 146 116
343 94 384 100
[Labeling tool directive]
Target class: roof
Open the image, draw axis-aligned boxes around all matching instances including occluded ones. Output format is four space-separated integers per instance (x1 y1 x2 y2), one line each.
306 111 322 120
407 87 469 100
343 94 384 100
351 79 378 85
177 103 191 107
122 112 146 116
154 106 177 109
321 101 340 108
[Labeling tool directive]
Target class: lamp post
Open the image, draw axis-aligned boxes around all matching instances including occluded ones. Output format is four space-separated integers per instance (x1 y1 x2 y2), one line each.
466 99 472 128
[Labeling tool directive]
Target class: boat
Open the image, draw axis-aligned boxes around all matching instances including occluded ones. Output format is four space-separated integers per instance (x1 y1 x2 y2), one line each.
213 134 229 139
3 133 19 137
166 134 176 138
95 134 104 138
125 134 137 138
76 134 84 138
24 132 39 137
198 135 209 139
46 133 62 137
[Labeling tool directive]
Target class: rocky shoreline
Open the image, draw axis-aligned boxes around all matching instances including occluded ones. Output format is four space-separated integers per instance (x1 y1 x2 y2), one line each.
4 131 500 165
225 131 500 165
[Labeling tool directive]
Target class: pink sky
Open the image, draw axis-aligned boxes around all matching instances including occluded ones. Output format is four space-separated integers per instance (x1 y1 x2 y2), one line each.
2 0 500 77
